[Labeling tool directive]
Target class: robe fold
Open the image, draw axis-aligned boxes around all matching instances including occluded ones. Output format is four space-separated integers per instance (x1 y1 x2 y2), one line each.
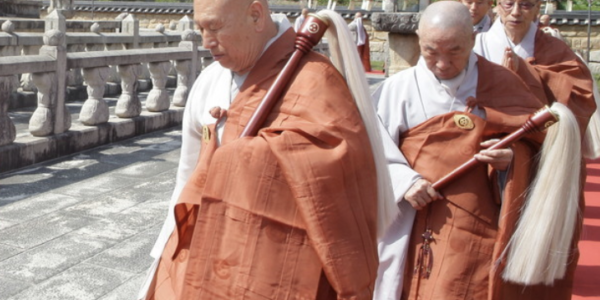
374 53 546 300
145 26 379 300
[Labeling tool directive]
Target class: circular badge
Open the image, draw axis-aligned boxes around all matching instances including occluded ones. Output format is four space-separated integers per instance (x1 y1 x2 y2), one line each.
308 22 320 34
454 114 475 130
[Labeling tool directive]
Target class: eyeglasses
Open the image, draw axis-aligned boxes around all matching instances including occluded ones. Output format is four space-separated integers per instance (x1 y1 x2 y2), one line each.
499 1 537 10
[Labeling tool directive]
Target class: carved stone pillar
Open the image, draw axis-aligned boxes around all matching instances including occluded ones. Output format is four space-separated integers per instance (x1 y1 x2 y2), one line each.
116 64 142 118
80 67 110 125
0 76 16 146
20 45 42 92
146 61 172 112
371 12 420 76
30 72 66 136
29 12 70 136
173 29 198 107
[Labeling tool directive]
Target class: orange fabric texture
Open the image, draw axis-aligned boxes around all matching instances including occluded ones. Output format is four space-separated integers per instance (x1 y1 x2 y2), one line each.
399 58 546 300
491 31 594 300
147 28 379 300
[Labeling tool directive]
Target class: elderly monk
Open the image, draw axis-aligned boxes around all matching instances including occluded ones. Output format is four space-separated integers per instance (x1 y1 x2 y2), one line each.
460 0 494 33
137 0 381 299
372 2 549 299
474 3 595 298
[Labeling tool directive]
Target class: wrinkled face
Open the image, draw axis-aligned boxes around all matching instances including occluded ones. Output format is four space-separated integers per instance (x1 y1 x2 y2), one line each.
460 0 492 25
194 0 262 74
497 0 541 38
419 26 474 80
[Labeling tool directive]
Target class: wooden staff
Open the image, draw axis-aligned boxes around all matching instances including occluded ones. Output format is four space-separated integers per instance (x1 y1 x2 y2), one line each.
239 14 329 138
432 106 559 190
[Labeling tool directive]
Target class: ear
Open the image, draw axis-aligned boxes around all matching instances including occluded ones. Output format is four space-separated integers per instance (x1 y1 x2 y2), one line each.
248 1 266 31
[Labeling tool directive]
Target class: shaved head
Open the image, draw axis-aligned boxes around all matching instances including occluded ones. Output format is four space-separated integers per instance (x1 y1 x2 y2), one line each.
194 0 276 74
419 1 473 38
417 1 475 80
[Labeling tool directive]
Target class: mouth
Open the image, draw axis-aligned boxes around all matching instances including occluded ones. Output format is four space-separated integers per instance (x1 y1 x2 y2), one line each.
211 53 224 61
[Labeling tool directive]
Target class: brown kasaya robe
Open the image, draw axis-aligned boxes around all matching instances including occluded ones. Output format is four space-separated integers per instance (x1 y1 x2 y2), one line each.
491 30 596 299
146 28 379 299
357 27 371 72
400 57 547 299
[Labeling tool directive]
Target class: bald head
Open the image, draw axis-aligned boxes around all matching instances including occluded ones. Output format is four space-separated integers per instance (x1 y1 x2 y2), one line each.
194 0 277 74
417 1 475 80
419 1 473 38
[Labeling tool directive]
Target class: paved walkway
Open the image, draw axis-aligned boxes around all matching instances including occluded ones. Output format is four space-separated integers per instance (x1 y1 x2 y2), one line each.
0 128 180 300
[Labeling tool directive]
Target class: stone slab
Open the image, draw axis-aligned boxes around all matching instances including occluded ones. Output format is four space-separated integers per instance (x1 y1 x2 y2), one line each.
0 232 113 283
97 272 147 300
85 225 161 274
0 211 96 249
0 275 31 300
0 192 81 223
6 263 134 300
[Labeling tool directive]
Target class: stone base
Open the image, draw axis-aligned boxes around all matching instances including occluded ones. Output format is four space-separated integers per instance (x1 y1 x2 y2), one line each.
387 33 420 76
0 107 184 173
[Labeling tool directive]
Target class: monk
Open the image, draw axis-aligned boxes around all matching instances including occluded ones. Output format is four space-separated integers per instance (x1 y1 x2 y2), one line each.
294 8 308 32
473 0 596 298
460 0 494 33
136 0 382 299
348 12 372 72
372 2 559 299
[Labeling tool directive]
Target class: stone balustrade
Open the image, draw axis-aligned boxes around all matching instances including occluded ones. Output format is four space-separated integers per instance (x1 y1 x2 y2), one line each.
0 10 212 173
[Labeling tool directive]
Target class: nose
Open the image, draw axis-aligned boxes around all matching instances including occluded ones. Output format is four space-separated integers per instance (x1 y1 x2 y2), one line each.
201 32 217 49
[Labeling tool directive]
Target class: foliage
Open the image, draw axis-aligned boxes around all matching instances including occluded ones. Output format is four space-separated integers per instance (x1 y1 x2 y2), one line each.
557 0 600 11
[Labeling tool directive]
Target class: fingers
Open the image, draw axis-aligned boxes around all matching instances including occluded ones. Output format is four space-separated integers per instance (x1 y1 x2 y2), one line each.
480 138 500 148
475 148 514 171
403 179 442 210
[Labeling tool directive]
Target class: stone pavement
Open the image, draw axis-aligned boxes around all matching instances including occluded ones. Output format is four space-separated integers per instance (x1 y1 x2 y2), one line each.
0 128 181 300
0 73 387 300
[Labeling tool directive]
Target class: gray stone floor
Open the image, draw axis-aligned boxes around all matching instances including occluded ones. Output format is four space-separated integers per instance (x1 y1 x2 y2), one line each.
0 72 386 300
0 128 181 300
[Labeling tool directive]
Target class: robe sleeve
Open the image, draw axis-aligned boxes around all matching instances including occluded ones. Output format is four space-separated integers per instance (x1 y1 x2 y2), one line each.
372 80 422 204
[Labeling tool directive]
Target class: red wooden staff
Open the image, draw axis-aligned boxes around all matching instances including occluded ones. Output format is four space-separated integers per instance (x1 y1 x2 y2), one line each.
432 106 559 190
239 14 330 138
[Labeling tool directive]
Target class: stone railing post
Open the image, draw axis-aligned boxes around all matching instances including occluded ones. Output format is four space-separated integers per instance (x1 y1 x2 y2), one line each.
1 21 22 95
146 61 172 112
173 29 198 107
80 67 111 125
0 76 16 146
122 14 139 49
177 15 194 32
30 10 70 136
116 64 143 118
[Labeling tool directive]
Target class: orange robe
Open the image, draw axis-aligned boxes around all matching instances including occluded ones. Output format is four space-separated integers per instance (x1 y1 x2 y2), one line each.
357 27 371 72
146 28 379 300
488 29 596 300
400 57 546 299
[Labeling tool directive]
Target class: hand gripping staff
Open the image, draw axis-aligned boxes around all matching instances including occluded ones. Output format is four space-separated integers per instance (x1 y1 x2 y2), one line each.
431 105 559 190
239 13 329 138
433 103 582 286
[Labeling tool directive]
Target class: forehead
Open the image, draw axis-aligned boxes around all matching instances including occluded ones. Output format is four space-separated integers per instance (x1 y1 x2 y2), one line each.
421 26 469 44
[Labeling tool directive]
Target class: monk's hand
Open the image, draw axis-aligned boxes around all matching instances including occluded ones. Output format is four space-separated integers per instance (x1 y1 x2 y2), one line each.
475 139 513 171
502 47 519 72
403 179 443 210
